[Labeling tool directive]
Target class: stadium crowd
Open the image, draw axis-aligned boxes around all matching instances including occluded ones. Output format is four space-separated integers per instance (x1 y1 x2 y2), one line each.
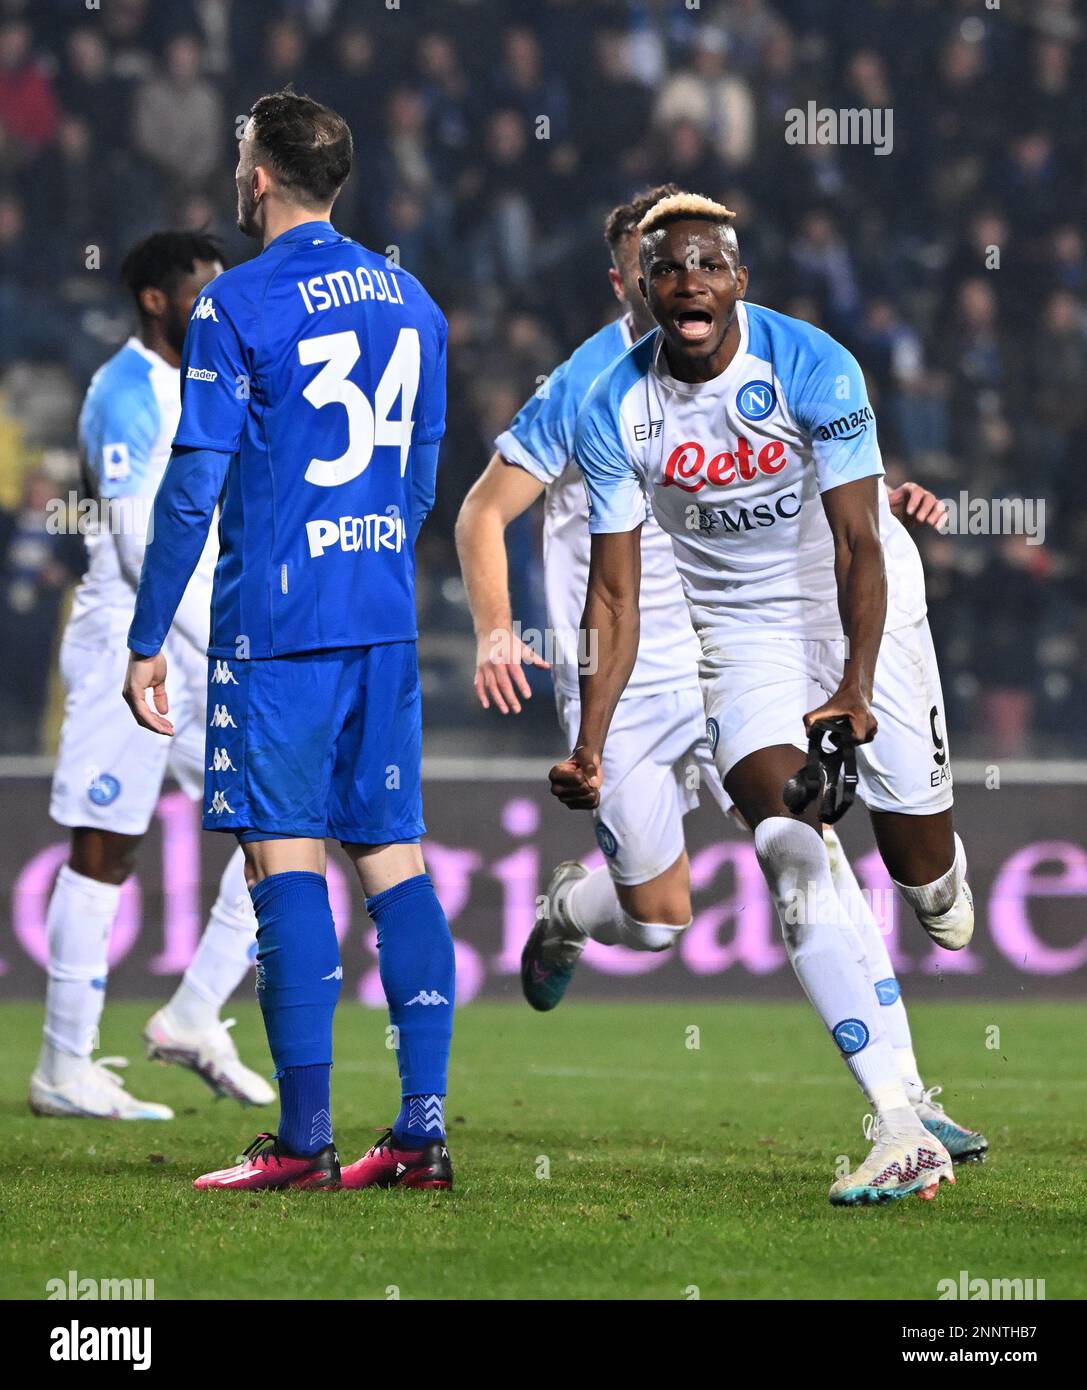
0 0 1084 754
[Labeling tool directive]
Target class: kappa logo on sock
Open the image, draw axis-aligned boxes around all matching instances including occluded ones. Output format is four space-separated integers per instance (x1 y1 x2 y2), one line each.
405 989 449 1006
832 1017 870 1055
321 966 343 981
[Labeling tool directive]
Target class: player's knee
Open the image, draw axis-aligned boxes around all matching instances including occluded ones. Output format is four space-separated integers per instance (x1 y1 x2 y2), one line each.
69 829 139 886
616 909 689 952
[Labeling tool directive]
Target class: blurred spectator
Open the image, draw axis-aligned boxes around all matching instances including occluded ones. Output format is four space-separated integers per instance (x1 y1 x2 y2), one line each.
653 27 755 170
132 33 223 194
0 19 58 173
0 471 82 753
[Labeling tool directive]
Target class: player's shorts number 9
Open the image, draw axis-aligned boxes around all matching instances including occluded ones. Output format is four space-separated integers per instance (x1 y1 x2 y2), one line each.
298 327 421 487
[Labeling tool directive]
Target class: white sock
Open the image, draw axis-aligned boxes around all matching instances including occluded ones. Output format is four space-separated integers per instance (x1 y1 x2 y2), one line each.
893 834 966 919
167 848 256 1030
823 829 926 1105
616 910 688 952
754 818 912 1119
39 864 120 1075
564 866 624 945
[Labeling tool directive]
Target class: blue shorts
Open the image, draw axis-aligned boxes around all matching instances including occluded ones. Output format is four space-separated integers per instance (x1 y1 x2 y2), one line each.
202 643 424 845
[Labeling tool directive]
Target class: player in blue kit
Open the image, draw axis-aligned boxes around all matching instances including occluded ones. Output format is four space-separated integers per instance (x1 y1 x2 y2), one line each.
123 90 454 1192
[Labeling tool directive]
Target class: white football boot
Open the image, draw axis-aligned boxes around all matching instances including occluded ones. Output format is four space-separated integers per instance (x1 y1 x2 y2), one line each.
917 880 974 950
144 1009 275 1106
830 1110 955 1206
29 1055 174 1120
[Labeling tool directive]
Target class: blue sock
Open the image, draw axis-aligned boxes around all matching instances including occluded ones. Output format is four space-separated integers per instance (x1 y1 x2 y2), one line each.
394 1094 445 1147
279 1065 333 1155
250 870 341 1156
366 873 454 1148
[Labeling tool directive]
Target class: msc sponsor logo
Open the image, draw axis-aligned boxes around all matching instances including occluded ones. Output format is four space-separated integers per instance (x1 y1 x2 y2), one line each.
736 380 776 422
814 405 874 442
661 436 788 493
692 490 801 536
190 296 218 322
306 513 407 558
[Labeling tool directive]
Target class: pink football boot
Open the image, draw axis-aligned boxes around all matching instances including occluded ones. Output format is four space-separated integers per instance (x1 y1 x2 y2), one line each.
193 1132 340 1190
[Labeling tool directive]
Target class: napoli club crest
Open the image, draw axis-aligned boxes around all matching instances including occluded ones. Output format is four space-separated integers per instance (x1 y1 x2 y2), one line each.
737 380 776 422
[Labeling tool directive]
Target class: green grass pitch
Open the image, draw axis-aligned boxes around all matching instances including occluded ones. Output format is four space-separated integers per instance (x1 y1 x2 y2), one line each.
1 999 1083 1300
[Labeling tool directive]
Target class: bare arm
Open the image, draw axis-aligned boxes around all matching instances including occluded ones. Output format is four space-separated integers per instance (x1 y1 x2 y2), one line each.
550 527 641 809
805 476 885 744
454 451 550 713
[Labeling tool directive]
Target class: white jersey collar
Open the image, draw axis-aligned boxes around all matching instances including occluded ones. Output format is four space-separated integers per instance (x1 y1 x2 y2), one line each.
125 334 180 379
651 300 750 397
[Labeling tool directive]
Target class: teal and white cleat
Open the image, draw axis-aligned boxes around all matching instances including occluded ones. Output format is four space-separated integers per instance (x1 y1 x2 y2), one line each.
915 1085 989 1164
520 861 588 1012
830 1112 954 1207
29 1056 174 1121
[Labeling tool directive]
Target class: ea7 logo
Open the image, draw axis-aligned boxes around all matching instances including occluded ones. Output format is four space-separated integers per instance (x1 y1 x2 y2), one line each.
208 747 235 771
211 660 238 685
633 419 664 441
209 704 237 729
191 296 218 322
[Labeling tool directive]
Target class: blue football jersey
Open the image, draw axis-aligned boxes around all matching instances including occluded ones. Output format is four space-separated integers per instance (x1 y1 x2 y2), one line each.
174 220 446 658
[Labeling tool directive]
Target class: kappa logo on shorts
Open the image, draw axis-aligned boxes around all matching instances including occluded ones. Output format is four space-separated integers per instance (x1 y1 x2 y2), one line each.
595 822 618 858
832 1018 870 1054
208 747 236 772
87 773 121 807
208 790 234 815
706 717 720 756
211 660 238 685
210 704 237 729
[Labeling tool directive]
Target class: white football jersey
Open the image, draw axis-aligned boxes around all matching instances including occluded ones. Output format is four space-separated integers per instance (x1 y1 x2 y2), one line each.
496 316 701 698
575 301 926 646
72 336 217 652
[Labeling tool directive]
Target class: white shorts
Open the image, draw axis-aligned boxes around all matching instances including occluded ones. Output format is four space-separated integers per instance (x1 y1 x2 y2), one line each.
50 634 208 836
700 616 954 816
557 684 731 886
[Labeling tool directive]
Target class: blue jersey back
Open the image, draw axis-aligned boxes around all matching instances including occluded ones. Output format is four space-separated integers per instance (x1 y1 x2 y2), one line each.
175 220 446 658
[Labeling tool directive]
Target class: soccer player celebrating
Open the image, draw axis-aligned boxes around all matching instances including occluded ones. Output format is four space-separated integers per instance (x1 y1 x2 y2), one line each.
555 193 978 1205
123 91 453 1192
459 188 985 1175
32 232 273 1121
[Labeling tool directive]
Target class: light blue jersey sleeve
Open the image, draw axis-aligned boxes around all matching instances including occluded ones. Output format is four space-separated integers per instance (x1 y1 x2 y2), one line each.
496 356 581 485
496 319 628 485
79 353 160 500
785 335 883 494
574 373 647 535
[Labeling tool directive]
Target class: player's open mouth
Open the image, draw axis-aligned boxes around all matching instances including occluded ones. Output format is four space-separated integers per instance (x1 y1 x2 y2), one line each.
672 309 715 343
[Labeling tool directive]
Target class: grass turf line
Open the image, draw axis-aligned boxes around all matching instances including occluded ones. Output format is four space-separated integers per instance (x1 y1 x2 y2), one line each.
1 1000 1083 1300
